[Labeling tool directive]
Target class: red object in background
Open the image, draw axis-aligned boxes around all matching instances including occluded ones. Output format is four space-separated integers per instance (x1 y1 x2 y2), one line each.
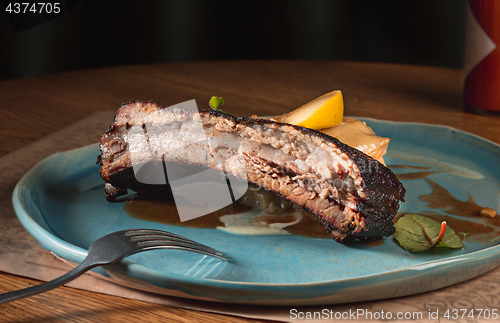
464 0 500 114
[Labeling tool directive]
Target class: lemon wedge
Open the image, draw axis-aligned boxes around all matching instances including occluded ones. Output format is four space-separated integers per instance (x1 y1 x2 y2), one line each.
275 90 344 129
273 91 389 164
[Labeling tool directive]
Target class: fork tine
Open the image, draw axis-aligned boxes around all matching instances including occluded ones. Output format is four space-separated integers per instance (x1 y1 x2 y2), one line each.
124 229 199 243
136 238 222 254
124 229 220 252
124 229 185 239
137 241 227 261
130 235 219 253
124 229 226 260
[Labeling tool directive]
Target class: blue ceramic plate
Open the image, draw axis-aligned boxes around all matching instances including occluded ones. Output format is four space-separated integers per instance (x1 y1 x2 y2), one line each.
12 119 500 305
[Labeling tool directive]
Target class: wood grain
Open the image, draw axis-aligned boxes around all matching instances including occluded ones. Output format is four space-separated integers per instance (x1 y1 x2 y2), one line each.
0 60 498 322
1 61 498 158
0 275 270 323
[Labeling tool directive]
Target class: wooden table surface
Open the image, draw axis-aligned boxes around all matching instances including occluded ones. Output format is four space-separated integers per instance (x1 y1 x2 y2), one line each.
0 60 499 322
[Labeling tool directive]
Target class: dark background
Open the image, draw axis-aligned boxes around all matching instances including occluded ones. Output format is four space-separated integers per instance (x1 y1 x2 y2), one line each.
0 0 467 81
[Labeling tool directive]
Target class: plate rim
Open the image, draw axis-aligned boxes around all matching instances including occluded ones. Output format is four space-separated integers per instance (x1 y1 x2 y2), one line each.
11 118 500 302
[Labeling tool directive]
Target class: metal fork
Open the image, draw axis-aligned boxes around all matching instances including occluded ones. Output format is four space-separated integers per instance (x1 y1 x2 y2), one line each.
0 229 226 305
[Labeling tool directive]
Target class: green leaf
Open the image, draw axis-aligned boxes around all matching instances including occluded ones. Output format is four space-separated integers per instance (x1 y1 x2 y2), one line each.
435 225 464 249
209 96 225 112
393 214 464 253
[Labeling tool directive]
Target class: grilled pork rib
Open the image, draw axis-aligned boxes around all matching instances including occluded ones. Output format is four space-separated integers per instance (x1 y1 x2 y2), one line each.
99 100 405 243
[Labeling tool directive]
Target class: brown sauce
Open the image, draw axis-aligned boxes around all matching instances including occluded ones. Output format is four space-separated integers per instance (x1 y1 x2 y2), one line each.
125 190 251 229
389 165 432 170
396 171 436 180
126 189 332 239
389 166 500 244
389 164 436 180
282 211 331 239
125 164 499 245
361 239 385 247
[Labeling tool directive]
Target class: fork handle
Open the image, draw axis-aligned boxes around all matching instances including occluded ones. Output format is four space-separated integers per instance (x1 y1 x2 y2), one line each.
0 261 93 305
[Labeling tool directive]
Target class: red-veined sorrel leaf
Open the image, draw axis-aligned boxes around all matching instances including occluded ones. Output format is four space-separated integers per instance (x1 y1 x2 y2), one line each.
394 214 464 253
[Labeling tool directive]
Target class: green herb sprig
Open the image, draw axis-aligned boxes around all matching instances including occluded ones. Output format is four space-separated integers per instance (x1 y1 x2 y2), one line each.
209 96 225 113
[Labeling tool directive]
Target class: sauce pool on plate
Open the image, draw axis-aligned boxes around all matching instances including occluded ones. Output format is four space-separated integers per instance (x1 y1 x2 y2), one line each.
125 162 499 245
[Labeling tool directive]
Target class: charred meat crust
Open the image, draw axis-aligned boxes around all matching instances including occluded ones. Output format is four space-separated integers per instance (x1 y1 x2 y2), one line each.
99 100 405 243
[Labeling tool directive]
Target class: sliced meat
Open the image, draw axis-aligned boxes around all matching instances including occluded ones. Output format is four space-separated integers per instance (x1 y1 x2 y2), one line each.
99 100 405 243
